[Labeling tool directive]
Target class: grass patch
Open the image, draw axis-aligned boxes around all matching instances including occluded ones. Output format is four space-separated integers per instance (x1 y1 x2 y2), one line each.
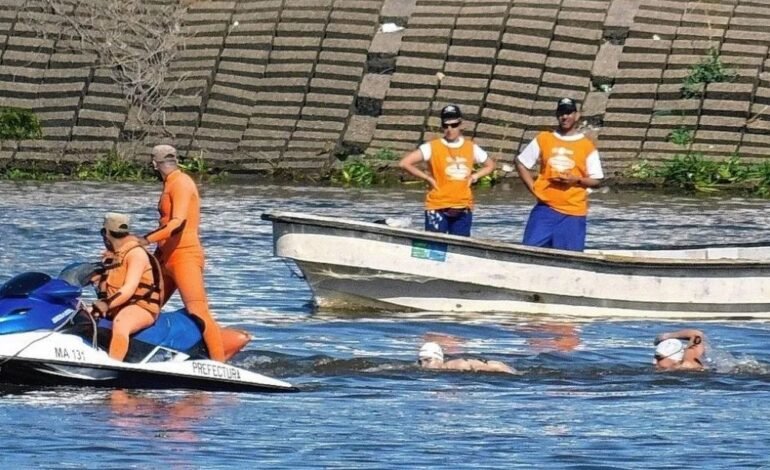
681 47 737 98
627 153 770 196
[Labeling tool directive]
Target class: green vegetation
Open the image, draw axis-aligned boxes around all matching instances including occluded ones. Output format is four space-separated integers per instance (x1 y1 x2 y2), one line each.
76 150 153 181
1 148 222 182
627 153 770 196
0 107 43 142
681 47 737 98
666 126 694 147
331 148 400 187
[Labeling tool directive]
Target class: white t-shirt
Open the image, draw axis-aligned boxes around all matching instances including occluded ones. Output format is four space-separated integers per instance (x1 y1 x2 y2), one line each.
517 132 604 179
419 137 489 164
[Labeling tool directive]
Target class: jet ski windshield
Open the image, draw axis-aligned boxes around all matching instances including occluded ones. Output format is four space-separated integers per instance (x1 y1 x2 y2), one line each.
58 262 103 287
0 272 52 299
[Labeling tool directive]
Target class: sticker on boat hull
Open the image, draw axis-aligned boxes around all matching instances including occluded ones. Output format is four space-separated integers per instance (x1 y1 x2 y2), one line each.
411 240 447 261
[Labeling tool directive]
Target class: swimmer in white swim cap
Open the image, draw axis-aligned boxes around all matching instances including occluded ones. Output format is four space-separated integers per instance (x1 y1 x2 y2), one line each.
417 342 517 374
653 329 706 371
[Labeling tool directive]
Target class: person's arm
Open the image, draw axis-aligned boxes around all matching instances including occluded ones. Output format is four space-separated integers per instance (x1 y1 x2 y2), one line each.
399 148 437 189
469 150 496 186
144 181 191 244
483 360 516 374
514 139 540 197
91 249 147 316
515 159 536 197
655 329 704 345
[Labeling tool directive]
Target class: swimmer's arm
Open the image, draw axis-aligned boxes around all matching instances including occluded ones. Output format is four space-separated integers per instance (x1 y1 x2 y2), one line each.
655 329 704 346
444 358 473 371
485 360 516 374
145 182 191 243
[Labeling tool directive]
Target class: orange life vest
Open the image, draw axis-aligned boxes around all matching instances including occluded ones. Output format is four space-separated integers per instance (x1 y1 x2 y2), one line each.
97 240 164 318
532 132 596 216
425 138 476 210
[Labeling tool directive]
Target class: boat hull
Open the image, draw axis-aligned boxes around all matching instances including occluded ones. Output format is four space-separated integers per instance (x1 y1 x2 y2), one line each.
263 211 770 319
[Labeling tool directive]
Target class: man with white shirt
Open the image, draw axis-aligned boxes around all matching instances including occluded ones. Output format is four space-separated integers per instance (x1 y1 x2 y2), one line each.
399 104 496 236
513 98 604 251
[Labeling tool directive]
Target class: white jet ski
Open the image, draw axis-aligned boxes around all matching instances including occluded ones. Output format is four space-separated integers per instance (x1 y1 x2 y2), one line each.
0 264 297 393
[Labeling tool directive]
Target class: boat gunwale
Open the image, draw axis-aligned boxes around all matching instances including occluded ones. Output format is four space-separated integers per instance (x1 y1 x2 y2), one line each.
261 211 770 269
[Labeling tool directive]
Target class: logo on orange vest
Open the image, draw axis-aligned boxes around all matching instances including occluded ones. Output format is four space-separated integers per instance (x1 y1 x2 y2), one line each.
548 147 575 174
445 156 470 180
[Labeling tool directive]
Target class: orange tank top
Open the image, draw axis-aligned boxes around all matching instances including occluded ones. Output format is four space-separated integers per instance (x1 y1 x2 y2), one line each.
424 139 475 211
532 132 596 216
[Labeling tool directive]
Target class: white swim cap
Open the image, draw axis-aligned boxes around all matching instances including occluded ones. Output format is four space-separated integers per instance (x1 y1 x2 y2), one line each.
655 338 684 362
419 342 444 362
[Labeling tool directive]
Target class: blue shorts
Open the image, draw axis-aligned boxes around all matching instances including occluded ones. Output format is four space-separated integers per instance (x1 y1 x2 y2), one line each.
522 203 586 251
425 208 472 236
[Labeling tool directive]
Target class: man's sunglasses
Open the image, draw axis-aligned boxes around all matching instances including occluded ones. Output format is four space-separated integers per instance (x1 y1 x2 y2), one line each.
442 121 461 129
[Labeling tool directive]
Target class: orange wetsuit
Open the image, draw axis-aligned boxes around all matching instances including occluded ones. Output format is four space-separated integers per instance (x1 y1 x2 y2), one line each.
144 169 226 361
97 240 163 361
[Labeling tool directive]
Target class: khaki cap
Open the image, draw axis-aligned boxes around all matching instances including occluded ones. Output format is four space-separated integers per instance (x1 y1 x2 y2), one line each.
151 144 177 162
104 212 131 234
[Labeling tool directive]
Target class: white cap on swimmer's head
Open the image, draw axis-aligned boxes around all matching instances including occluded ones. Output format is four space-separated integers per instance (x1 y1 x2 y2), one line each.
655 338 684 363
419 342 444 362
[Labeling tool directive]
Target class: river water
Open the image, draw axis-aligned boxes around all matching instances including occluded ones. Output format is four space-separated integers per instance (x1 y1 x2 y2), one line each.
1 180 770 468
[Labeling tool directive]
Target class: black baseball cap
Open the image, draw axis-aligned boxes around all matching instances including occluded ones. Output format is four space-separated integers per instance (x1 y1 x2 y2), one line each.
440 104 463 123
556 98 578 115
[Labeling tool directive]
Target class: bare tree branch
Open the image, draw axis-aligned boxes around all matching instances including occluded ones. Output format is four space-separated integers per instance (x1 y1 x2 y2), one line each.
26 0 196 136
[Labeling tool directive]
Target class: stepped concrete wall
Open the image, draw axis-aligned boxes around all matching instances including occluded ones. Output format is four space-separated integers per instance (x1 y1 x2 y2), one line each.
1 0 769 174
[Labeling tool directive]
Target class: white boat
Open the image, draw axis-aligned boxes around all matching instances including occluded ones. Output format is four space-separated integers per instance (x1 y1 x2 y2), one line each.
262 211 770 319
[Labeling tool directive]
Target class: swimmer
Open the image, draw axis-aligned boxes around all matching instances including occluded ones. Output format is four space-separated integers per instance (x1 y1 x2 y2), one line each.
417 342 516 374
653 329 706 371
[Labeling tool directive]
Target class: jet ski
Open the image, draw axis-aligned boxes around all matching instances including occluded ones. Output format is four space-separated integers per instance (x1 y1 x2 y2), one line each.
0 263 297 393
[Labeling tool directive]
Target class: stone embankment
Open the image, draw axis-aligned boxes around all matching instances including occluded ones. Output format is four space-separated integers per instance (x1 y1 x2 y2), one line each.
0 0 768 175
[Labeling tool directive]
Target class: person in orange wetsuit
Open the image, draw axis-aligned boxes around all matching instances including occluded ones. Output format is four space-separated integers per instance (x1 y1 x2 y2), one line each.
138 144 249 362
92 213 163 361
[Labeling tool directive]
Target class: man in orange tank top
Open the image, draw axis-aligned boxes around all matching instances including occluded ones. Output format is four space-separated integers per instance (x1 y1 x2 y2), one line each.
514 98 604 251
399 104 496 236
138 145 249 362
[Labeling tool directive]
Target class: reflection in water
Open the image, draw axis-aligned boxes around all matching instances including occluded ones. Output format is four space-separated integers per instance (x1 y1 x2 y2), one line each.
108 390 215 443
519 323 581 353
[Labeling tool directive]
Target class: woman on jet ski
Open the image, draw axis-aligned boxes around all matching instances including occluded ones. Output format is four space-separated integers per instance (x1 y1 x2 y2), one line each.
91 213 163 361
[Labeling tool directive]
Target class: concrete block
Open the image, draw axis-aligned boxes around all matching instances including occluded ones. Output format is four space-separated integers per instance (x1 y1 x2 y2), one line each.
357 73 391 116
398 40 448 59
381 100 431 115
402 27 452 43
451 30 500 48
496 51 547 73
306 92 354 107
320 51 368 67
488 79 539 99
315 63 364 81
380 0 417 26
591 43 623 88
299 106 350 121
390 72 438 89
310 78 359 95
321 38 370 53
325 23 376 40
447 45 497 64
